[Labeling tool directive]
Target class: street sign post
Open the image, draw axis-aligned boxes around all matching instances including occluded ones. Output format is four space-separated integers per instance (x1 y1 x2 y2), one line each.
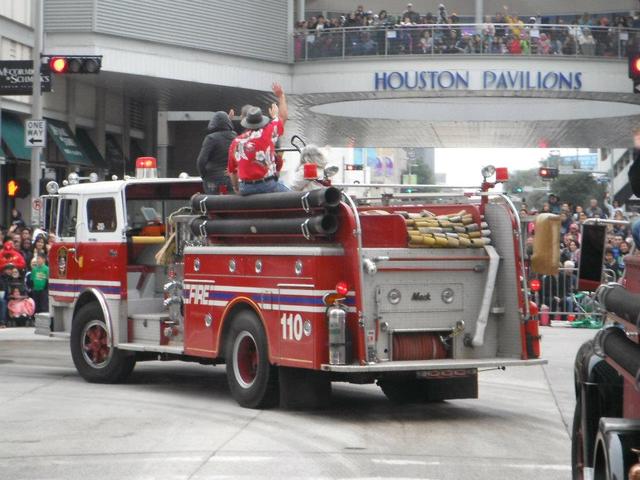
25 119 46 148
0 60 51 95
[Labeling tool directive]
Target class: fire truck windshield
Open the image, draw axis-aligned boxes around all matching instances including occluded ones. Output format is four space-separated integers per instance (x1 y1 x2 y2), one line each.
124 182 201 234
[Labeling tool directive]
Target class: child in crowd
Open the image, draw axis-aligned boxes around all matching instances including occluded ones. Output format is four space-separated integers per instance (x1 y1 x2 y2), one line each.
7 286 35 325
30 253 49 313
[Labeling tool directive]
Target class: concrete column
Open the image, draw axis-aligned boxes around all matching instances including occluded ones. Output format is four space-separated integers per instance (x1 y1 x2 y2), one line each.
66 78 76 133
296 0 305 22
475 0 483 24
156 110 169 178
143 103 154 156
95 87 106 161
121 95 130 169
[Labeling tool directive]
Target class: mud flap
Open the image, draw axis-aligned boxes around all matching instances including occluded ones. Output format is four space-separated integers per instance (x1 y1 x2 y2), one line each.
279 367 332 409
416 371 479 401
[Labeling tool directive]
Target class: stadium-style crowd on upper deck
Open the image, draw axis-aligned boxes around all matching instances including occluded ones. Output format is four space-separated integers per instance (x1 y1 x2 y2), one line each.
294 3 640 58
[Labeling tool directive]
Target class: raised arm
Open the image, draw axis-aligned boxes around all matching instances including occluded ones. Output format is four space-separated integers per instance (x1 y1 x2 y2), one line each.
272 82 288 126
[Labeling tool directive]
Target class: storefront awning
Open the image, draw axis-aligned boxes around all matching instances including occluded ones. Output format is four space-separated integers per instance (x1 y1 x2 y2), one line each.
75 128 107 169
1 113 31 161
46 119 94 168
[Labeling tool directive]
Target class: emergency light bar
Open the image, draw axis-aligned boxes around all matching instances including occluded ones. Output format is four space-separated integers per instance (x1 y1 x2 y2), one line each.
135 157 158 179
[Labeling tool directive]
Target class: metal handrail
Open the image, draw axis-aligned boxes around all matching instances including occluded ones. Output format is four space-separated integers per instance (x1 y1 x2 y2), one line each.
294 22 637 61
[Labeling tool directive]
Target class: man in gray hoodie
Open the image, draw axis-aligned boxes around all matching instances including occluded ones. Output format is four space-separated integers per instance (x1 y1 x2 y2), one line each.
196 111 237 194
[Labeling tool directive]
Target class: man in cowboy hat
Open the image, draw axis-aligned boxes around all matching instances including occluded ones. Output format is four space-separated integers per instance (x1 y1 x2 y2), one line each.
228 83 289 195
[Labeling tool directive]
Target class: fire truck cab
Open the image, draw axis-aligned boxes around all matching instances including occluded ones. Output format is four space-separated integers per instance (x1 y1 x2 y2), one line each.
37 159 545 409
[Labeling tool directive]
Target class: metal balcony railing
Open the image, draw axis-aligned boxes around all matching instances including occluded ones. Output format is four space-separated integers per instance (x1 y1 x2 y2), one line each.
293 23 639 61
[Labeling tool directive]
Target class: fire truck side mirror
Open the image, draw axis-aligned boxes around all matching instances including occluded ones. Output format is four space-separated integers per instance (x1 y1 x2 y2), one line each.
577 223 607 292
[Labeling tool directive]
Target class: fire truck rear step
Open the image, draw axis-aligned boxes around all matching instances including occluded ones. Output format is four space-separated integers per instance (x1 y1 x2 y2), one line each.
321 358 547 373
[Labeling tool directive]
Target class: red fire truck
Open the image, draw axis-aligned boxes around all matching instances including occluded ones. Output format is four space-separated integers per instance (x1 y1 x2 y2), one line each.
36 158 544 408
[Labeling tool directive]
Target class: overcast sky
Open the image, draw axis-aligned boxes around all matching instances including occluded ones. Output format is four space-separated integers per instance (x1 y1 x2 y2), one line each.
435 148 586 185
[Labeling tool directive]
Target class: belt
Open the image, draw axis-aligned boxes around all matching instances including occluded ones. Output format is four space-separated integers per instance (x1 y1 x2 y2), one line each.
240 176 277 185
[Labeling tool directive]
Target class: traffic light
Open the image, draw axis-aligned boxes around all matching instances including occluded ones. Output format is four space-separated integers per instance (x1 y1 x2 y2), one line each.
46 55 102 74
7 178 30 198
512 186 524 194
345 164 363 171
538 167 558 180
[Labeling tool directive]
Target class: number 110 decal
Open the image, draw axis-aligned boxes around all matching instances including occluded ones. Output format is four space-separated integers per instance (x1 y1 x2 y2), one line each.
281 313 303 341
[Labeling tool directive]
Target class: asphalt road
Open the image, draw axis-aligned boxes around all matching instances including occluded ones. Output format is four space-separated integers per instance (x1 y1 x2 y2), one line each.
0 326 595 480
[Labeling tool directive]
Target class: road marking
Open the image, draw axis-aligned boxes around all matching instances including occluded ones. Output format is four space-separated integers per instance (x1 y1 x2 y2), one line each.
208 455 272 462
502 463 571 471
372 459 441 466
370 458 570 471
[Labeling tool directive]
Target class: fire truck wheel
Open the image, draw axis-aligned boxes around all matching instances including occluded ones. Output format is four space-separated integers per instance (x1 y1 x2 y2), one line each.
378 379 428 404
225 310 278 409
571 400 585 480
70 303 136 384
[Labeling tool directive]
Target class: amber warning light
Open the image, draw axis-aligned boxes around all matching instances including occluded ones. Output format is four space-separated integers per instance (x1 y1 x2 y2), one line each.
135 156 158 179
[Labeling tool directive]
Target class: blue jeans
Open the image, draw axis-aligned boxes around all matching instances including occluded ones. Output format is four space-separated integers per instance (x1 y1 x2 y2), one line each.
239 178 290 196
633 219 640 250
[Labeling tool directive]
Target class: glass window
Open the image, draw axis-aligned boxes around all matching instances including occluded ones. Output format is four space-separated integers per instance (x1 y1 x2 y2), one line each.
87 197 117 232
58 198 78 238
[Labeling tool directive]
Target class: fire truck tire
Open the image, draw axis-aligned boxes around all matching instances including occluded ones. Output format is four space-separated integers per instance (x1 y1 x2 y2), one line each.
70 303 136 384
225 310 278 409
278 367 331 409
571 399 586 480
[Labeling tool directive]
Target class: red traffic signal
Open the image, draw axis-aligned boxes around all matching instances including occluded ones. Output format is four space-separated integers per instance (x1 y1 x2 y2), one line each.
538 167 558 179
345 164 363 171
50 56 67 73
630 55 640 79
47 55 102 74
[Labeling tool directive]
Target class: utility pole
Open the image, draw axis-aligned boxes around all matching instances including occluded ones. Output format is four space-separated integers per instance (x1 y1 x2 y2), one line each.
30 0 43 226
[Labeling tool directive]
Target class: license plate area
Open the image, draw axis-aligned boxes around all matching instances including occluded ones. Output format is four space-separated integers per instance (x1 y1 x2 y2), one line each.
416 368 476 379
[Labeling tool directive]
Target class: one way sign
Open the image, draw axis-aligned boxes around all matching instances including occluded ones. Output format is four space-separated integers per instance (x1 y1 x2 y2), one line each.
25 119 46 147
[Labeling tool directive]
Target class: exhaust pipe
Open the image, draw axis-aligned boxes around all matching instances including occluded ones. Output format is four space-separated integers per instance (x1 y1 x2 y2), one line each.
191 187 341 214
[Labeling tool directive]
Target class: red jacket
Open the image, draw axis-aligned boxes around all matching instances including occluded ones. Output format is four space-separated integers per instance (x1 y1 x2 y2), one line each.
0 241 26 270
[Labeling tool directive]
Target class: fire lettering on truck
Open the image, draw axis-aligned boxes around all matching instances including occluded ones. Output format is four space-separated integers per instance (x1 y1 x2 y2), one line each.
184 282 215 306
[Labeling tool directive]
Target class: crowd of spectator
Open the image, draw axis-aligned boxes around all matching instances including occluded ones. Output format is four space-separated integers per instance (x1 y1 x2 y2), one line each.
0 209 50 328
295 3 640 59
522 192 635 319
523 193 632 279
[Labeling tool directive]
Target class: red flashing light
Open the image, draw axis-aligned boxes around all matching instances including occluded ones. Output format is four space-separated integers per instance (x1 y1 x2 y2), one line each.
631 56 640 78
495 167 509 183
530 279 541 292
335 281 349 297
303 163 318 180
50 57 68 73
135 157 157 169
